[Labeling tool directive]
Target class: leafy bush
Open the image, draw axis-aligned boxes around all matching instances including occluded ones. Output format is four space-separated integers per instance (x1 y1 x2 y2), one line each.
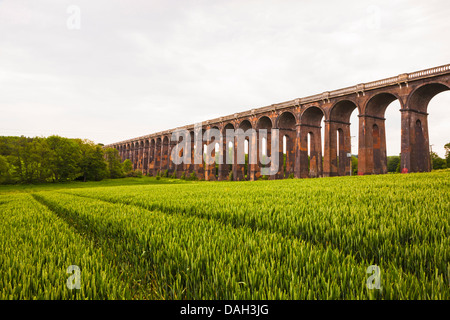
126 170 143 178
189 172 198 181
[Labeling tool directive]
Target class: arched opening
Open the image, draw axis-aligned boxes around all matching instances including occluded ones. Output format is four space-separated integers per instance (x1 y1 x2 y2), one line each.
149 139 156 175
193 128 206 179
256 116 273 179
138 141 144 171
221 123 235 180
262 137 267 155
214 142 220 178
405 83 450 172
144 140 149 174
162 136 169 173
277 112 296 179
155 137 162 174
307 132 313 173
182 131 194 175
132 142 138 170
383 98 402 174
428 91 450 159
128 143 133 169
237 120 253 181
300 106 324 178
328 100 359 176
204 126 220 180
127 143 134 164
361 93 399 175
244 139 249 178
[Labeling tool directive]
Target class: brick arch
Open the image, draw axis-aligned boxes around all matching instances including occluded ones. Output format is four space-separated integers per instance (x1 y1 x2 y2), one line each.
399 82 450 174
358 92 403 176
274 111 297 179
182 131 195 176
161 136 170 173
137 140 144 172
148 139 156 175
329 100 359 123
299 106 324 178
104 64 450 179
254 115 274 179
276 110 297 129
326 100 359 177
238 118 253 130
128 142 133 168
129 141 135 170
300 105 325 126
406 82 450 113
217 123 236 180
154 137 162 174
143 139 150 174
222 122 235 133
256 115 273 129
204 125 221 181
363 92 403 118
233 119 253 181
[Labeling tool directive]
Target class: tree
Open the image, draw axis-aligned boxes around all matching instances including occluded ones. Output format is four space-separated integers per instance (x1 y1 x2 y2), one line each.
29 137 52 182
0 135 116 184
77 140 108 182
430 151 447 170
445 142 450 167
122 159 133 174
46 136 82 182
0 136 52 183
351 156 358 176
387 156 401 173
0 155 12 184
105 148 124 178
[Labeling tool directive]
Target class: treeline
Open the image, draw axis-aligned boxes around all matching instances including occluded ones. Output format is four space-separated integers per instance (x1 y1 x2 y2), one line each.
387 142 450 173
0 136 139 184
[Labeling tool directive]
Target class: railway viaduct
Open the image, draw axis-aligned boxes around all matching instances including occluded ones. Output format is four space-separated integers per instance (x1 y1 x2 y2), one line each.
104 64 450 181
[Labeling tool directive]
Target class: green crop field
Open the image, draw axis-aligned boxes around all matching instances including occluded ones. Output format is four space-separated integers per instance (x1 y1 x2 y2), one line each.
0 171 449 299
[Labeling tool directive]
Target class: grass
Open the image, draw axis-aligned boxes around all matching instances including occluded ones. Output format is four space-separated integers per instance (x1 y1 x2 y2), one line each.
0 169 448 299
0 176 191 194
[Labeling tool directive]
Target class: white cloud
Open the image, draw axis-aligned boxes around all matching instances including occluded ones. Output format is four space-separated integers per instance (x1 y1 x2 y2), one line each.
0 0 449 157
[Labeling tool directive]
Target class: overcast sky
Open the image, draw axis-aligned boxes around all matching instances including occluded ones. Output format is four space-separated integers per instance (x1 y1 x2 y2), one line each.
0 0 449 156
